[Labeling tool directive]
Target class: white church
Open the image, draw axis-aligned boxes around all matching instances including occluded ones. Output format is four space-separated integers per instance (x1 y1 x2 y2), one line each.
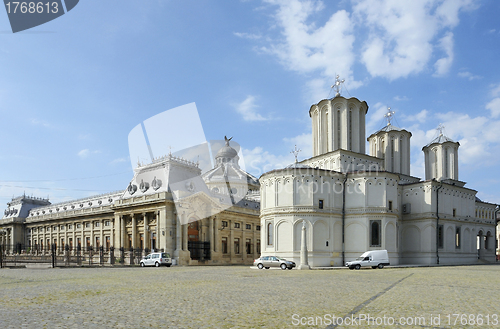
259 85 498 267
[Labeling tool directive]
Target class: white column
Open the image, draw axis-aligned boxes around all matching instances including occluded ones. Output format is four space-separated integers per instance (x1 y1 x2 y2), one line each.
131 214 136 249
298 221 310 270
143 212 149 250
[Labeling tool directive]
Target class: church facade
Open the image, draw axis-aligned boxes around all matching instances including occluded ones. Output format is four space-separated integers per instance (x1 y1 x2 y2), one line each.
260 93 498 267
0 140 261 266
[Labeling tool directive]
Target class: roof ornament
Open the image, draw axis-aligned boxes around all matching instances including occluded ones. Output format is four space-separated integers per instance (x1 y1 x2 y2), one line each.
224 136 233 146
291 145 301 163
437 123 445 136
331 75 345 97
384 107 395 126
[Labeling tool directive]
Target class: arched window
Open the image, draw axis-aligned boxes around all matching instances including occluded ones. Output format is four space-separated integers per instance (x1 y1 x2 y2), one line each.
399 137 403 172
390 138 395 172
444 147 449 179
325 112 329 151
337 110 341 149
267 222 273 245
433 149 438 178
370 220 381 247
348 109 352 151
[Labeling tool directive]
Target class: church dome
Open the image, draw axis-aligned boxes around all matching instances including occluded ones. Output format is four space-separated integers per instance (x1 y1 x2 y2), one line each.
216 145 238 159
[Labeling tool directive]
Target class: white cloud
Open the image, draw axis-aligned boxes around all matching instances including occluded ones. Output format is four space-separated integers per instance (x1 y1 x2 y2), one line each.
110 157 128 165
458 71 482 80
78 134 91 140
233 32 261 40
393 95 409 101
354 0 472 80
490 84 500 97
486 98 500 119
402 109 429 124
433 32 454 76
233 95 269 121
242 146 290 177
78 149 90 158
241 132 312 177
30 118 50 128
433 112 500 164
366 102 391 135
262 0 359 93
77 149 101 159
283 132 312 159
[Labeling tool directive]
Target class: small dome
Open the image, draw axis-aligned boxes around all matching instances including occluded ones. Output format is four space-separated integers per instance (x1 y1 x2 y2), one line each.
216 145 238 159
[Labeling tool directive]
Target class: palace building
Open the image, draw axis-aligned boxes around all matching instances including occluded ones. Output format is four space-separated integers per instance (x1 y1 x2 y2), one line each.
259 85 498 266
0 139 261 266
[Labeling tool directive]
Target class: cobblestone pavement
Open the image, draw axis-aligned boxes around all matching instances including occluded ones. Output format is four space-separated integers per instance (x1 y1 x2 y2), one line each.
1 265 499 328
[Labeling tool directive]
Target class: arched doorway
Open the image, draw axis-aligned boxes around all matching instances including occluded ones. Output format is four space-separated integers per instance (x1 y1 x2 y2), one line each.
477 230 484 260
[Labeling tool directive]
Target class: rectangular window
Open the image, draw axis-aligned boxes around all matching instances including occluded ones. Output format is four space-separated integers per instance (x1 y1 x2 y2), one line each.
95 237 100 249
246 224 251 230
77 224 81 229
256 239 261 254
388 201 393 211
453 208 456 217
86 237 91 249
222 237 228 254
85 223 90 228
455 227 461 249
234 222 240 229
234 238 240 254
95 222 100 227
105 220 110 226
319 199 324 209
68 224 72 230
222 221 228 228
438 225 444 249
256 225 261 231
60 225 64 231
370 220 381 247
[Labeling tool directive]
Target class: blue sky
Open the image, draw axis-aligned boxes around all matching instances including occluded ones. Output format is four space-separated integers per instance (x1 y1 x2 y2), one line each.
1 0 500 208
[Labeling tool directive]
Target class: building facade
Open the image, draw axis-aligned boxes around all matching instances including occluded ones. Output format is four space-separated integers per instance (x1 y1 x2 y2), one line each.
260 93 498 267
0 140 261 266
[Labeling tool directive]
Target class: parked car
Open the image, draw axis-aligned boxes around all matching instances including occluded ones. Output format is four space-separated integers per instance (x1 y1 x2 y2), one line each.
345 250 390 270
140 252 172 267
254 256 295 270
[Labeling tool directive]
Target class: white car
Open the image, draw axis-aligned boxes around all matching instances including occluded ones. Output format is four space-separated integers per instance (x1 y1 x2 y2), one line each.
140 252 172 267
346 250 390 270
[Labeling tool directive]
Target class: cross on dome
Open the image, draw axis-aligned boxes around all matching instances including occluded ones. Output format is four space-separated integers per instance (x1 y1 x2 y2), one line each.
437 123 445 136
331 75 345 97
384 107 395 126
291 145 301 163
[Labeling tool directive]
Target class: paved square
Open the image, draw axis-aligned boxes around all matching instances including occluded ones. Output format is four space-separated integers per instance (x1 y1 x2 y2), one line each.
1 265 499 328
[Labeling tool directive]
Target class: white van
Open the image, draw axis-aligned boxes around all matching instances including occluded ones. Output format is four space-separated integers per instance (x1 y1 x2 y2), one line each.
345 250 390 270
